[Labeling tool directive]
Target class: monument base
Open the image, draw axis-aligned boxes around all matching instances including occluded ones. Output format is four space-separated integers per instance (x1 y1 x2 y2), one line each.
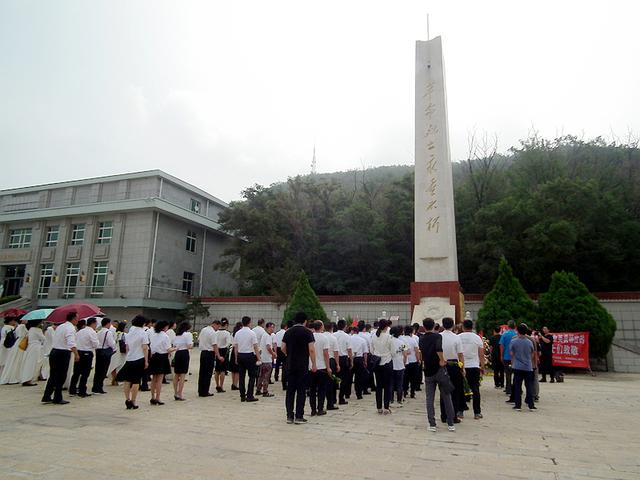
410 281 462 324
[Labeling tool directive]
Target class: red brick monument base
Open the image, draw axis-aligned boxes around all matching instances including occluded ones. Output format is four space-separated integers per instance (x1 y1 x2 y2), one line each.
410 281 463 324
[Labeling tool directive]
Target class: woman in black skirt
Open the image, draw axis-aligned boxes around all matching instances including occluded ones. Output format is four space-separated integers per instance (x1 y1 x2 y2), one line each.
116 315 149 409
228 321 242 391
148 320 175 405
172 321 193 401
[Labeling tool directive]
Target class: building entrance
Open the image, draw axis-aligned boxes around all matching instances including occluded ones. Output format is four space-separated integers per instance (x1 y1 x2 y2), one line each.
2 265 26 297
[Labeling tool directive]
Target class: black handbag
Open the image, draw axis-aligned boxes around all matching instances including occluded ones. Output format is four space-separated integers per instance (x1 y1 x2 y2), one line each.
368 354 382 370
118 333 126 353
437 366 455 394
96 329 115 358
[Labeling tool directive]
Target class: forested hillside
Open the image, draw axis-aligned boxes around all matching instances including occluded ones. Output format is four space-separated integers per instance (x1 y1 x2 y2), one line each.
216 135 640 298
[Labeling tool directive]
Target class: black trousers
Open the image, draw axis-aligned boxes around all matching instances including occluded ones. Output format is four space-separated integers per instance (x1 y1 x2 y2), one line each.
338 356 351 401
326 358 337 408
275 347 288 389
352 357 368 398
441 363 464 419
237 353 258 400
92 349 113 392
540 352 555 380
366 356 376 391
492 355 504 387
403 362 421 395
198 351 215 396
374 362 393 410
69 350 93 395
513 369 535 408
465 367 482 415
309 369 328 412
286 370 308 419
43 349 71 403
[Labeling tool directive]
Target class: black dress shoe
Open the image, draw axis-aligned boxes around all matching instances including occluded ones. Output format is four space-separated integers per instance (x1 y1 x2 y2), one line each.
53 400 70 405
198 393 214 397
78 393 92 398
317 410 327 416
339 399 348 405
246 397 259 402
41 398 53 404
327 406 339 410
215 387 224 393
231 385 239 390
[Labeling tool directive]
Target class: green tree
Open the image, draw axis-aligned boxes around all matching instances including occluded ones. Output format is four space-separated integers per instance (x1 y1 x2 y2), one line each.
538 271 617 358
477 257 537 333
283 271 327 324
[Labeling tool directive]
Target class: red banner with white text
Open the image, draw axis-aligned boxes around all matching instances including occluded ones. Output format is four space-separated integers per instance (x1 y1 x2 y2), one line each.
551 332 590 368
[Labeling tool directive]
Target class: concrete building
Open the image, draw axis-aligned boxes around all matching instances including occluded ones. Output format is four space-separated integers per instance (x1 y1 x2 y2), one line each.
0 170 237 320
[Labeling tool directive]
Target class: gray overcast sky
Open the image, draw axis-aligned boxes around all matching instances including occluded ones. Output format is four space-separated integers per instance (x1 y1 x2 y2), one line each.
1 0 638 201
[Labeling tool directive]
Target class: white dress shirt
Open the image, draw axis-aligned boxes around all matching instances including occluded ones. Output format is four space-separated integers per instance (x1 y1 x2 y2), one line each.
349 334 367 358
76 328 99 352
459 332 483 368
401 335 419 363
234 327 258 353
334 330 351 356
52 322 77 350
199 326 218 351
216 329 232 349
358 332 371 352
440 330 463 361
252 325 266 345
97 328 116 350
274 328 286 348
324 332 339 356
124 326 149 361
371 331 394 366
311 332 328 370
149 331 172 354
173 332 194 350
259 333 274 363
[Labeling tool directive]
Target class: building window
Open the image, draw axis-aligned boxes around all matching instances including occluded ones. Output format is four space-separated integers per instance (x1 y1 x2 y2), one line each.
96 221 113 244
44 226 59 247
37 264 54 298
91 261 109 296
182 271 194 296
190 198 201 214
186 230 197 253
63 263 80 298
8 228 32 248
70 224 85 246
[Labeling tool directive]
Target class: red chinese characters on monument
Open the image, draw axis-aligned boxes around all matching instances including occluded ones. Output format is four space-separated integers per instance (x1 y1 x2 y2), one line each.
551 332 590 369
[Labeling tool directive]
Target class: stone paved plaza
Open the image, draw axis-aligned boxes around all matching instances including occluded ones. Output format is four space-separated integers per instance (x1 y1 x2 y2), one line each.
1 357 639 480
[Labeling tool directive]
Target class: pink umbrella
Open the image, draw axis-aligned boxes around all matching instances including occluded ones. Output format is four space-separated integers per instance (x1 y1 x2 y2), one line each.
0 308 27 318
47 303 103 324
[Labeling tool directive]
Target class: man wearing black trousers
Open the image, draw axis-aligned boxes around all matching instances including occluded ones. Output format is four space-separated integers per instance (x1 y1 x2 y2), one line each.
349 328 369 399
92 318 116 394
309 321 331 416
439 317 465 423
274 321 291 390
42 311 79 405
282 311 316 424
198 319 218 397
70 317 98 397
334 320 353 405
233 316 261 402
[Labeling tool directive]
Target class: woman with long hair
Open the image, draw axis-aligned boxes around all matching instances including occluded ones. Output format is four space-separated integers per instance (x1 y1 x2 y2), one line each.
116 315 149 409
172 321 193 401
370 319 395 414
228 321 243 390
389 326 408 406
148 320 174 405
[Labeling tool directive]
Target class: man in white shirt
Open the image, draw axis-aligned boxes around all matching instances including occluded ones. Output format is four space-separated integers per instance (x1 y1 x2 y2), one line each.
309 321 331 416
252 319 266 347
324 322 340 410
92 317 116 394
459 319 485 419
401 325 421 398
42 311 79 405
349 327 368 400
440 317 465 422
198 319 218 397
69 317 99 397
257 322 276 397
274 321 290 390
334 319 353 405
233 316 261 402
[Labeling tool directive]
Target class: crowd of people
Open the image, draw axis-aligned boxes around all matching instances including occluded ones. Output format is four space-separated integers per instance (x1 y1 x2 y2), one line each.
0 309 555 432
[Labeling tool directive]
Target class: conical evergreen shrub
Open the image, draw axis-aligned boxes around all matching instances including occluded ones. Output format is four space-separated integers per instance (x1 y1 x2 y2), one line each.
283 271 327 324
477 257 537 333
538 271 616 358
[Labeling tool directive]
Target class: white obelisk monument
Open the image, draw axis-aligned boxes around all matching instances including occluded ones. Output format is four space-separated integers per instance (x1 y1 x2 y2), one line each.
411 36 462 324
